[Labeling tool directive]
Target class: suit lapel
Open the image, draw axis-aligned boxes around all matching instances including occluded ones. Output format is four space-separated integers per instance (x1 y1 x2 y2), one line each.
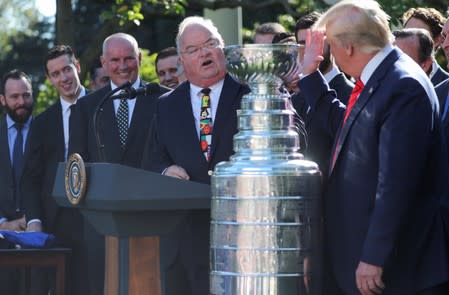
127 81 148 146
177 83 209 165
0 117 12 169
53 103 66 160
102 97 122 149
330 49 399 176
209 74 242 163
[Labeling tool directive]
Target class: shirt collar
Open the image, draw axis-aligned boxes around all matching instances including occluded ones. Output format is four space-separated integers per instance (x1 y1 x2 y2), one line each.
323 65 341 83
429 59 439 79
60 86 86 113
190 79 225 98
110 78 141 93
6 114 32 129
360 43 394 85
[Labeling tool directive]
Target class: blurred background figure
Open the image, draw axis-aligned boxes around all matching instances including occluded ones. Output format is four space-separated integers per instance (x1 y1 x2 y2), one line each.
156 46 182 88
402 7 449 85
88 58 109 91
393 28 434 75
253 22 287 44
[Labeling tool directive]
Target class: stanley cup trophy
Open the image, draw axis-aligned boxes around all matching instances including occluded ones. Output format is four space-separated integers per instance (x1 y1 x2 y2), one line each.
210 44 323 295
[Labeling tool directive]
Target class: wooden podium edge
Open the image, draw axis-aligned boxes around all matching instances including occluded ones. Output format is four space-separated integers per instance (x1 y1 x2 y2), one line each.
104 236 161 295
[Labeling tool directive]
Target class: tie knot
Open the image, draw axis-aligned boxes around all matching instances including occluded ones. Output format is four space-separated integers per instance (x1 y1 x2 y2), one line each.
14 123 23 132
201 88 211 96
354 79 364 92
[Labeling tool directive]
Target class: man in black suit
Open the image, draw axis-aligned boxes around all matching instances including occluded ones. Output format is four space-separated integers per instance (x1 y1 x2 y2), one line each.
0 69 48 295
68 32 169 295
23 45 89 295
292 11 354 174
402 7 449 86
300 1 449 294
143 16 249 294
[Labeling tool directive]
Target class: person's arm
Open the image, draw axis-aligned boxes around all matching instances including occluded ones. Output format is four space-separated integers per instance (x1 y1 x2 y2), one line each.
0 216 26 231
21 120 44 229
298 29 346 136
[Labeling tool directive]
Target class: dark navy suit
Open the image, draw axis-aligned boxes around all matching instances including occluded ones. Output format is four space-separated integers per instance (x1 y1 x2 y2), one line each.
22 101 90 295
292 72 353 174
143 74 249 295
69 82 169 167
68 81 169 295
432 64 449 87
299 48 449 294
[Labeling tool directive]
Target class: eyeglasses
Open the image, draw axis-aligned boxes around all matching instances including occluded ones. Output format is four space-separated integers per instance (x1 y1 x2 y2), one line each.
181 39 221 56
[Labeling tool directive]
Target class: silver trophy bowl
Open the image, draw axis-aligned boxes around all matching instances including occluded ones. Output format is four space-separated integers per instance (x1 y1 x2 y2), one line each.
225 44 302 90
210 44 322 295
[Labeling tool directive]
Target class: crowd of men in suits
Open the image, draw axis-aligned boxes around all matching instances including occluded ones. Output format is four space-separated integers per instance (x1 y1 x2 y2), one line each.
2 0 449 294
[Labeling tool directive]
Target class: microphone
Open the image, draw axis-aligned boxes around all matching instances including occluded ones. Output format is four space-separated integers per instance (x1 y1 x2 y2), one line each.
110 83 161 99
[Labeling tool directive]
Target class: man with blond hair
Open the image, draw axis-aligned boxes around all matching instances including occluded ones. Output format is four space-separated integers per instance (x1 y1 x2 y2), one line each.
299 0 449 294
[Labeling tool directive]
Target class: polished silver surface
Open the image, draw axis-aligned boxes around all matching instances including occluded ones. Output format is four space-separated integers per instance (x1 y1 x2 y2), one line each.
210 45 322 295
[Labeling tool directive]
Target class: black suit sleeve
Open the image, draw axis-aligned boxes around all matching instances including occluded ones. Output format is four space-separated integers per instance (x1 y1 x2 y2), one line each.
299 71 346 136
68 99 89 160
21 121 43 222
141 104 173 173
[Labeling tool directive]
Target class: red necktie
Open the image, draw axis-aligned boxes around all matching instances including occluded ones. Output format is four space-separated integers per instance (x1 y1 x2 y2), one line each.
343 79 364 123
330 79 364 172
199 88 213 161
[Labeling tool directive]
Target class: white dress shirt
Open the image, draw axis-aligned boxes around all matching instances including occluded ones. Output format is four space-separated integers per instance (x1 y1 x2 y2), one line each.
60 86 86 160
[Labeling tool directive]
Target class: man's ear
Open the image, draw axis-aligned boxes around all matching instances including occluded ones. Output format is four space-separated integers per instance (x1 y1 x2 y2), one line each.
345 44 354 57
0 95 6 106
421 57 433 74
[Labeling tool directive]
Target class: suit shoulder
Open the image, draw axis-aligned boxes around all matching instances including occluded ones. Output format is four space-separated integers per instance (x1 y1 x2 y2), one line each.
34 101 60 122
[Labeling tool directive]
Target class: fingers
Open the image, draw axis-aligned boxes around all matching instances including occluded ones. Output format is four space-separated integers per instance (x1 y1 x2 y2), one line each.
301 29 325 75
356 261 385 295
164 165 190 180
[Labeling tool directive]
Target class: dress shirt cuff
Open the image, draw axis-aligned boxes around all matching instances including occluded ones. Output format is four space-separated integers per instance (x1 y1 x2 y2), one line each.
162 167 168 175
27 219 42 227
0 218 7 224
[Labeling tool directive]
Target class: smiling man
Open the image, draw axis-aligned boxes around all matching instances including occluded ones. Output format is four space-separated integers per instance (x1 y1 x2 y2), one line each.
143 16 249 295
68 32 169 295
22 45 89 295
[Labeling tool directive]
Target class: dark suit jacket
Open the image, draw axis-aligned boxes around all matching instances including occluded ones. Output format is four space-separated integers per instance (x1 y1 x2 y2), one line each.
299 48 449 294
22 100 91 295
144 74 250 184
431 64 449 87
142 74 249 295
69 81 169 168
436 78 449 117
292 72 353 174
0 116 32 220
22 103 62 228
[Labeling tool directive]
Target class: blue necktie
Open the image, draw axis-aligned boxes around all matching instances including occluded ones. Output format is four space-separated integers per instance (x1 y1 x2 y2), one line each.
13 123 24 211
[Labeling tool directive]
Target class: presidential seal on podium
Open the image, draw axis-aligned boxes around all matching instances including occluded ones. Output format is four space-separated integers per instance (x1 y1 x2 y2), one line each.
65 153 87 205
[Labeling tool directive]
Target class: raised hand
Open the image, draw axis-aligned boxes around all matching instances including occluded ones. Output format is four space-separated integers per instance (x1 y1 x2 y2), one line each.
301 29 325 75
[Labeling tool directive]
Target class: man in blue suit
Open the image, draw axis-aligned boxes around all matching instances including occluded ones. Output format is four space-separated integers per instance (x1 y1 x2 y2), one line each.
143 16 249 295
299 1 449 294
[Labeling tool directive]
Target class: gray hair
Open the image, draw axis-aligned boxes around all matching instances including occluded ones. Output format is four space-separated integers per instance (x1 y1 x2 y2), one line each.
175 16 224 54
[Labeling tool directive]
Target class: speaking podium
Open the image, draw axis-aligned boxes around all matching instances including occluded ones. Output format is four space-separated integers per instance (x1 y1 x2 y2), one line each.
52 162 211 295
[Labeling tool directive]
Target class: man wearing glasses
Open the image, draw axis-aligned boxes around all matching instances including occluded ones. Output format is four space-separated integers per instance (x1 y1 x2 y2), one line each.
143 16 249 295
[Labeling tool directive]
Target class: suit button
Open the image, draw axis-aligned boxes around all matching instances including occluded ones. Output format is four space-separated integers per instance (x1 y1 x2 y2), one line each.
208 170 213 176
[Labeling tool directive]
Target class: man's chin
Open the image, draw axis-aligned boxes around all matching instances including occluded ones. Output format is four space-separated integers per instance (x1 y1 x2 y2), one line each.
10 111 31 124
